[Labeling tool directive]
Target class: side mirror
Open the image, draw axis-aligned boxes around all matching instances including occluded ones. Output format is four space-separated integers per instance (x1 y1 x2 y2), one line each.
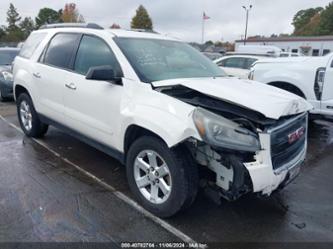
86 65 122 84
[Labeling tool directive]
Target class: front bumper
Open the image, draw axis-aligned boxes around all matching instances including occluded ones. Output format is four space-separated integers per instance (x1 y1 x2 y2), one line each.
244 114 308 195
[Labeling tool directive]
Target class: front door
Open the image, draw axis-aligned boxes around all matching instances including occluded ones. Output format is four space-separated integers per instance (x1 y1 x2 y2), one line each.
63 34 124 148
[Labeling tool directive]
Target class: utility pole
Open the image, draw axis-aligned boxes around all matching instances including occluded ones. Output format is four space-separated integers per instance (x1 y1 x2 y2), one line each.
202 12 210 44
242 5 252 45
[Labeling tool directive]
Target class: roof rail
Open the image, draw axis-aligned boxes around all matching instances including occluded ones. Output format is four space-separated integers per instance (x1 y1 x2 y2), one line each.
39 23 104 30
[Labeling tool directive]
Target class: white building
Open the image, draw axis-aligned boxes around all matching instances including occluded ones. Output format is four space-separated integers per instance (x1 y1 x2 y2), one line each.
235 36 333 56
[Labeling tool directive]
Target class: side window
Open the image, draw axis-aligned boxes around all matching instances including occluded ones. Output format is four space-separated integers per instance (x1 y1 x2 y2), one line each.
19 32 47 59
43 33 80 69
217 59 226 67
74 35 122 76
223 57 245 69
244 58 257 69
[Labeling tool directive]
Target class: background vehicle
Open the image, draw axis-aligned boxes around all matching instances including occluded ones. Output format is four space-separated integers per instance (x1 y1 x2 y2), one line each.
203 52 223 61
0 47 20 101
214 55 264 79
235 45 282 57
250 54 333 117
13 24 311 217
280 52 302 57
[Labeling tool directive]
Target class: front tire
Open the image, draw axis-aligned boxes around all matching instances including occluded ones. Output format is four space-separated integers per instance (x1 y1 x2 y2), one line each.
126 136 198 217
16 93 48 138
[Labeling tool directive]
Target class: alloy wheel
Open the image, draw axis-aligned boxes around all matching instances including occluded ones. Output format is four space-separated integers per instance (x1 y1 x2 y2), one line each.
134 150 172 204
19 100 33 131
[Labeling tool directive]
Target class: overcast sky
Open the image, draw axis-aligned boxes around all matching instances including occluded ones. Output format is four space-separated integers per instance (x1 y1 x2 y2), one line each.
0 0 332 42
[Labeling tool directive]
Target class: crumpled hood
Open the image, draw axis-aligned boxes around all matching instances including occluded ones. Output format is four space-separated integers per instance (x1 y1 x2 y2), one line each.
152 77 313 120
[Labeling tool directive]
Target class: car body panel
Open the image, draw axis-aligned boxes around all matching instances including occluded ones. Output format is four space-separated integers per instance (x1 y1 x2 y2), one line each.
13 27 310 201
214 55 263 79
252 54 333 116
152 77 312 120
0 48 20 98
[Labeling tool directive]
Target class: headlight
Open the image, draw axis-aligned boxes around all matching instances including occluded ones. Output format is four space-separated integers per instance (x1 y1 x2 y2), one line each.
193 107 260 152
1 71 13 82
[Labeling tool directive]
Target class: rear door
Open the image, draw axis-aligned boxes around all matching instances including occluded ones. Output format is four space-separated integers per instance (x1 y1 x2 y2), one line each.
35 33 81 122
63 34 124 147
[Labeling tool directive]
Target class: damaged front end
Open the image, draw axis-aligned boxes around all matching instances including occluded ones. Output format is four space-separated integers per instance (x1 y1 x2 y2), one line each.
158 85 308 201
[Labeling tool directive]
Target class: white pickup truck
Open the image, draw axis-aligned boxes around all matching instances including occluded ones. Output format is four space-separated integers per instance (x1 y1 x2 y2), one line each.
249 55 333 117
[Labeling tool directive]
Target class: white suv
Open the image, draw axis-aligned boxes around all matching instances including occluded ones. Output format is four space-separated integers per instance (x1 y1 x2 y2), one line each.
13 23 311 217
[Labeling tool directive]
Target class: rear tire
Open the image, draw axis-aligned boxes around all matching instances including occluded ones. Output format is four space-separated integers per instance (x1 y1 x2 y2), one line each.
126 136 198 217
16 93 48 138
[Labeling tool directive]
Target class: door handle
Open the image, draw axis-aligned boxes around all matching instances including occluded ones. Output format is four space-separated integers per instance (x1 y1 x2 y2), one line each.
33 72 41 78
65 82 77 90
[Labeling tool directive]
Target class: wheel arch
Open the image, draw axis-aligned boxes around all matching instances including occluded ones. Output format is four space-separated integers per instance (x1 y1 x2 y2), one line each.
267 81 306 99
124 125 169 157
14 84 30 100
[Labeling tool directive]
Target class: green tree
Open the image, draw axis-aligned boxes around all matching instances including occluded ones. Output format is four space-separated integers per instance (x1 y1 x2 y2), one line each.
20 17 35 39
292 7 323 35
5 3 24 42
318 2 333 35
35 8 62 28
300 13 321 35
6 3 21 32
131 5 153 30
204 40 214 46
0 27 6 41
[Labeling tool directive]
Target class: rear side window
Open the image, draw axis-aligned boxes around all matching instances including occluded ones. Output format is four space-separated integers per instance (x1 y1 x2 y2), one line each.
19 32 47 59
74 35 122 76
43 33 80 69
244 58 257 69
222 57 246 69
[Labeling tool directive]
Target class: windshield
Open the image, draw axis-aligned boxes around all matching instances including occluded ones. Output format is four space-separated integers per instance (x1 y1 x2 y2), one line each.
0 50 19 65
114 37 226 82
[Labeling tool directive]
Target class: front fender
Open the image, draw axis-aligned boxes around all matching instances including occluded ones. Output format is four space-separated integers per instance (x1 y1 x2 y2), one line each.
256 68 312 99
119 104 201 150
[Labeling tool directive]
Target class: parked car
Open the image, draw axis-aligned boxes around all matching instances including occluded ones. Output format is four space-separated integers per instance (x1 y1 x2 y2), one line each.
0 47 20 101
214 55 264 79
13 23 311 217
203 52 223 61
236 45 282 57
280 52 302 57
249 55 333 117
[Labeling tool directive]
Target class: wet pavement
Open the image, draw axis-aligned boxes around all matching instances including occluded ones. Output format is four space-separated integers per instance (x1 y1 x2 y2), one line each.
0 101 333 244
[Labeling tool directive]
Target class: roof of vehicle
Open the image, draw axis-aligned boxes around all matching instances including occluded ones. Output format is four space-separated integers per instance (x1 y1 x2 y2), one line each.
107 29 179 41
35 23 179 41
253 55 329 68
214 54 263 63
235 45 281 56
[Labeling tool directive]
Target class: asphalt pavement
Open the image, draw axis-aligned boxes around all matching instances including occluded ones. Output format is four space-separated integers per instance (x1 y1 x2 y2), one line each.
0 101 333 246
